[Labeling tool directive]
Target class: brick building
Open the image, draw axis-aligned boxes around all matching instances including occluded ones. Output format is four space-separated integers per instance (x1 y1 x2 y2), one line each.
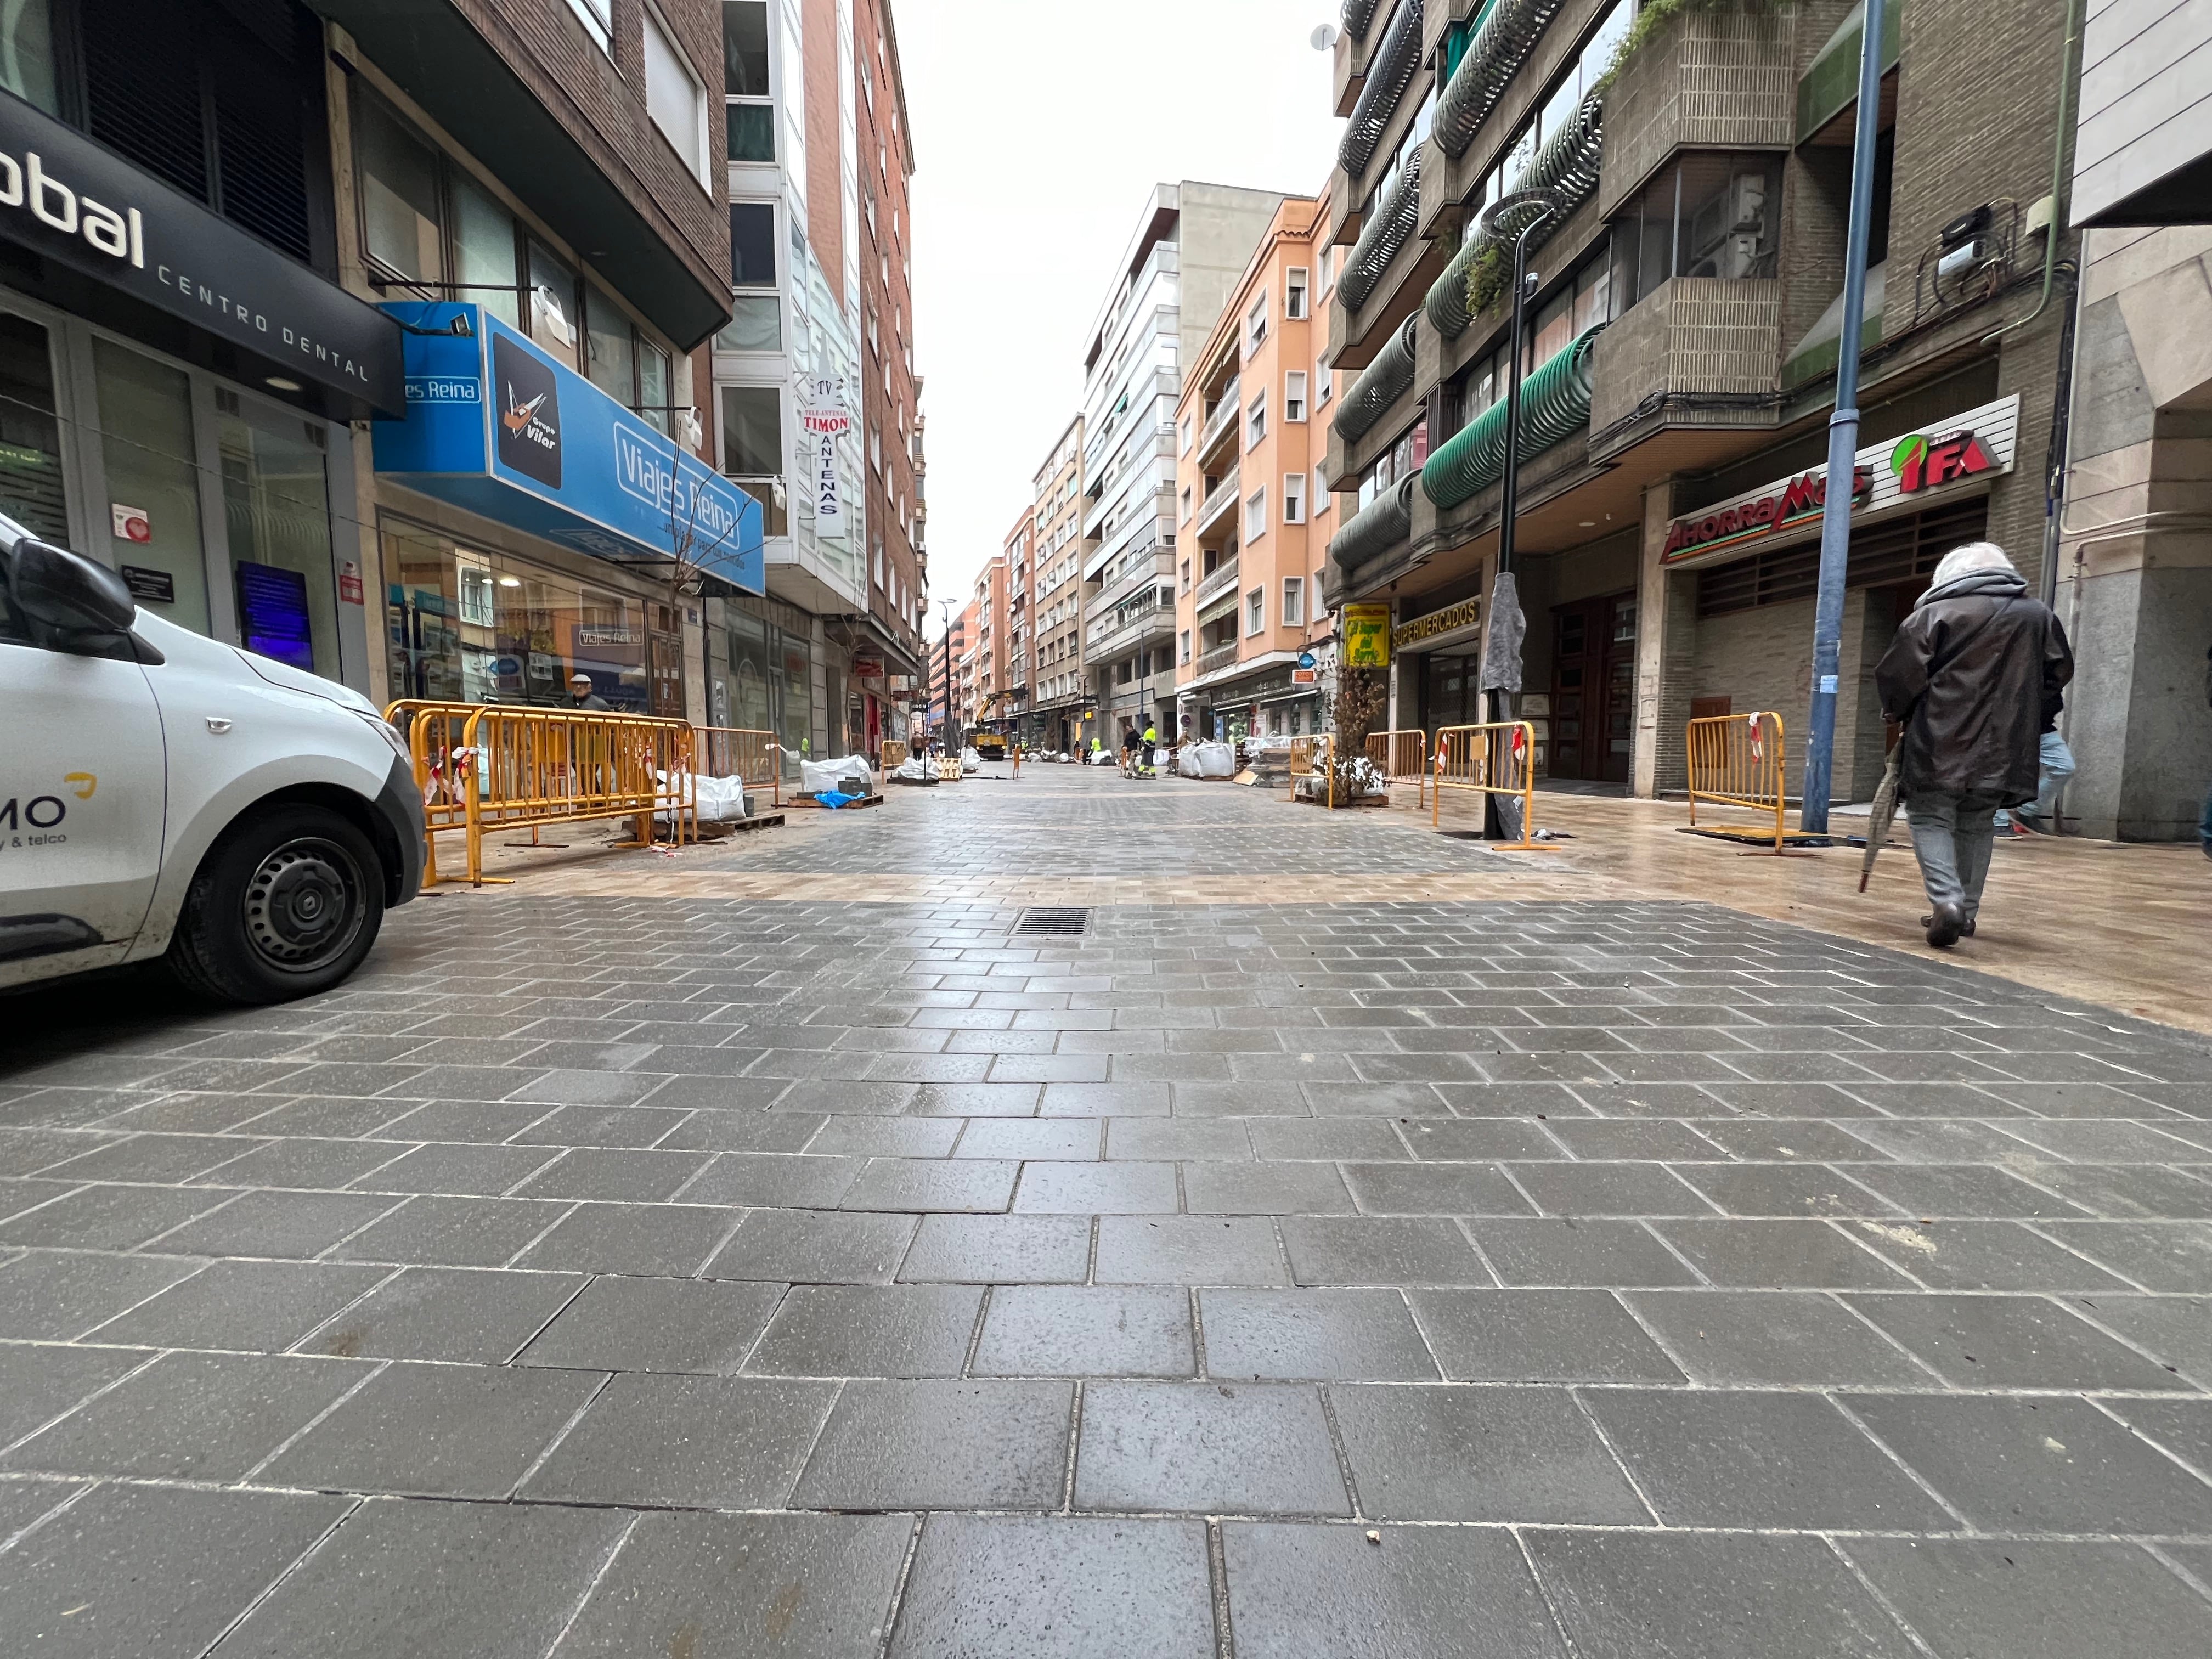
1323 0 2081 804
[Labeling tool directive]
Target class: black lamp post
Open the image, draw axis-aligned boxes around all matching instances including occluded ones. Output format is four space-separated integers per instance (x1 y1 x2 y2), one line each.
937 597 956 757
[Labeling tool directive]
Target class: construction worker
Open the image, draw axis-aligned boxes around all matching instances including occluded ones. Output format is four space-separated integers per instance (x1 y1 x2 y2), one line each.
1141 720 1158 777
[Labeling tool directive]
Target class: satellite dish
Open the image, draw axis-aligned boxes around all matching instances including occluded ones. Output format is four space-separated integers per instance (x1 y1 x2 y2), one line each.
1310 21 1339 50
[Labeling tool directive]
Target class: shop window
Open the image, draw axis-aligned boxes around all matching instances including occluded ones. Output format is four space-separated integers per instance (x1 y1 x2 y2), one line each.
218 402 340 679
92 337 208 636
0 313 69 546
0 0 59 115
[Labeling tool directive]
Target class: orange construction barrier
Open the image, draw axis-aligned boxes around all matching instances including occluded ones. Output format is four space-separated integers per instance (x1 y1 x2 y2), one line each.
1289 733 1336 809
1685 710 1819 853
694 725 783 808
1429 721 1554 849
383 700 486 888
1364 728 1429 784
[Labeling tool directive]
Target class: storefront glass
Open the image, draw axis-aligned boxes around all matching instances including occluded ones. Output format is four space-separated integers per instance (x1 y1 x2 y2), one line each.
0 311 67 543
382 515 657 710
92 336 210 636
219 405 339 676
720 597 812 765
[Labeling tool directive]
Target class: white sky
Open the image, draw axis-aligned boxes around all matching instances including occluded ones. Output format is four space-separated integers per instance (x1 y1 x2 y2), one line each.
898 0 1344 637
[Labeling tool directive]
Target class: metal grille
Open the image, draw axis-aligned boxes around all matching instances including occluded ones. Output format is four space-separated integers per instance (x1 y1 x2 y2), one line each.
1013 908 1091 936
1695 499 1990 619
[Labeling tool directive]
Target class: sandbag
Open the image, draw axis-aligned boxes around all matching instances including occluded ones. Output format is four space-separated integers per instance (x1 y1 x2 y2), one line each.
695 774 749 823
802 755 872 795
1193 741 1234 778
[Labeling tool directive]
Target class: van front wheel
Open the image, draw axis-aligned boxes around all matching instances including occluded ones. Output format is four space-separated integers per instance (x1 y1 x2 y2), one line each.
166 804 386 1004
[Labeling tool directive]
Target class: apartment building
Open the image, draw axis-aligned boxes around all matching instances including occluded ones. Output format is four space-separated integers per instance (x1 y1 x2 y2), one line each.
1029 415 1090 752
714 0 927 764
1175 194 1346 743
1084 182 1287 743
2052 0 2212 840
1323 0 2078 803
0 0 750 719
927 597 969 741
992 511 1034 732
970 549 1011 730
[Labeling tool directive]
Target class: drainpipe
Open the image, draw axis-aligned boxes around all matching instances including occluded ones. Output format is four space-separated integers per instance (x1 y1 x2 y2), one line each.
1984 0 2083 349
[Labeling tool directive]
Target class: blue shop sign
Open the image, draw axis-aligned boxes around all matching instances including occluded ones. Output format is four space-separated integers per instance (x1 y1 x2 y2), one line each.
373 302 764 594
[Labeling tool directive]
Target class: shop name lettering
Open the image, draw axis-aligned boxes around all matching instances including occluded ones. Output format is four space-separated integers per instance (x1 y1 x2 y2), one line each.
1393 597 1481 649
0 148 371 386
612 424 743 541
1663 466 1873 561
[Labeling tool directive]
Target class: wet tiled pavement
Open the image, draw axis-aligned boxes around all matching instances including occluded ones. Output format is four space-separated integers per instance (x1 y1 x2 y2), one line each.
3 766 2212 1655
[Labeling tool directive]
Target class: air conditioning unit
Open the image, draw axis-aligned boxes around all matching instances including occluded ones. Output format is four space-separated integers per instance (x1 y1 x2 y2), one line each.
1687 174 1769 279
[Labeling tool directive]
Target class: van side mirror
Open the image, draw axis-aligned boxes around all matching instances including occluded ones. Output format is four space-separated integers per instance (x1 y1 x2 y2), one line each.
8 538 138 635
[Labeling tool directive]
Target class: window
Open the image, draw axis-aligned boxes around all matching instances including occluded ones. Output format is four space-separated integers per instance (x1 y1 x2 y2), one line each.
585 281 635 403
0 0 56 115
1286 268 1309 319
1245 487 1267 542
1316 368 1332 408
723 0 774 161
1247 392 1266 449
565 0 612 50
1284 472 1305 524
1180 629 1192 664
1245 586 1265 635
720 383 782 478
1314 468 1330 517
645 7 708 182
452 176 519 329
1180 557 1192 592
527 241 580 370
1285 371 1307 423
1179 486 1192 524
1178 414 1192 455
730 203 777 286
356 95 445 287
1283 576 1305 626
1247 297 1268 352
716 294 781 351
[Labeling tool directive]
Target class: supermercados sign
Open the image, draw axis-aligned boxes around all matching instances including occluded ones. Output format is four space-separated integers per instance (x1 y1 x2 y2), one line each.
1661 395 2021 571
1393 596 1482 651
0 89 402 413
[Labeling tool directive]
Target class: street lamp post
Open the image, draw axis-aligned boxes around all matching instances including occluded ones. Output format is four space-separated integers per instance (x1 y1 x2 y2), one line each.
937 596 957 758
1471 186 1562 837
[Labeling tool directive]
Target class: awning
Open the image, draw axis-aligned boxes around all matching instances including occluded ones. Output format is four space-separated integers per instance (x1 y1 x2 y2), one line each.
372 302 764 592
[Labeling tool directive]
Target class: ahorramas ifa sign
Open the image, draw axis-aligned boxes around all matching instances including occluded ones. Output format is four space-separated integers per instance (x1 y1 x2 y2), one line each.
1660 395 2022 572
0 88 403 413
373 302 765 593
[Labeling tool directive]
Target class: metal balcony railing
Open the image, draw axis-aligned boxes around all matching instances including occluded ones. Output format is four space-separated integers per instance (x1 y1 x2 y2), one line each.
1335 315 1418 445
1198 374 1241 459
1328 476 1415 576
1195 466 1240 536
1428 92 1604 340
1436 0 1567 159
1339 0 1424 177
1197 641 1242 677
1338 146 1421 315
1194 557 1241 609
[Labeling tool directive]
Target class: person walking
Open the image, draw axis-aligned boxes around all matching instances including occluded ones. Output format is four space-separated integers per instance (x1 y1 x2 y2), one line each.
1992 727 2076 836
1121 723 1139 776
1875 541 2073 948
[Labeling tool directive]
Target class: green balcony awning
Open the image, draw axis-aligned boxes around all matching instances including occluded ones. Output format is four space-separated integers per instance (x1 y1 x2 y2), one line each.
1421 325 1602 510
1797 0 1905 144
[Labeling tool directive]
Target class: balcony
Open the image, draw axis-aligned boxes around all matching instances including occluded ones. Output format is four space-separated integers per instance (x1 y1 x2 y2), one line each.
1198 374 1241 464
1339 0 1425 177
1587 279 1782 458
1598 1 1797 215
1197 641 1241 678
1334 315 1418 447
1194 556 1241 610
1427 93 1604 341
1195 467 1241 538
1328 477 1415 582
1338 148 1423 317
1086 597 1176 664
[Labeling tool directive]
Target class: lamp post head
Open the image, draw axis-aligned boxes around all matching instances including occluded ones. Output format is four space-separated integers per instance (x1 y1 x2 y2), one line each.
1474 187 1564 245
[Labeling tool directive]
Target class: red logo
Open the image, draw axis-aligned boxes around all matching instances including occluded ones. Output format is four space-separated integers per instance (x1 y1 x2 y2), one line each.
1662 466 1872 563
1892 430 1994 493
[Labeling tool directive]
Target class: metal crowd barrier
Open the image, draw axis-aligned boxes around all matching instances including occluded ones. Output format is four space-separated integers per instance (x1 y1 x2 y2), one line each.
1364 729 1429 784
383 702 696 887
693 725 783 808
1290 733 1336 809
1685 710 1807 854
1429 720 1554 849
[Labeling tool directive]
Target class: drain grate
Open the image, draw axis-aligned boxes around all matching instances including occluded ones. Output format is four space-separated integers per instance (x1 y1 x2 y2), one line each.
1013 907 1091 936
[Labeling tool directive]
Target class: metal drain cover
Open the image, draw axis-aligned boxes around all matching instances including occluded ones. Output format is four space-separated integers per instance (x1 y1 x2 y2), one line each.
1013 907 1091 936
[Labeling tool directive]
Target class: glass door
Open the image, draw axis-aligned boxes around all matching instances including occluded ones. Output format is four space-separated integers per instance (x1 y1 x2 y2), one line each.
217 395 341 678
0 311 70 545
90 336 210 636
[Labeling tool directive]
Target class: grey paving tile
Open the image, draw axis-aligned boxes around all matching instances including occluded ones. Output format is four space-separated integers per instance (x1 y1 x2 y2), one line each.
680 1152 861 1208
1846 1162 2094 1219
0 1483 349 1659
1622 1290 1937 1386
1199 1288 1438 1381
1690 1118 1895 1162
374 1099 561 1143
511 1201 737 1276
36 1132 258 1183
2 1350 368 1481
521 1372 835 1508
153 1189 400 1259
561 1510 914 1658
1105 1119 1248 1160
514 1147 711 1203
972 1285 1196 1378
516 1274 784 1373
1842 1538 2212 1659
329 1195 572 1267
1846 1291 2193 1389
1090 1215 1277 1285
792 1379 1071 1509
807 1115 964 1156
748 1284 982 1376
2038 1222 2212 1290
259 1362 605 1498
1331 1384 1648 1523
215 1496 629 1659
657 1109 826 1154
910 1081 1046 1116
2104 1398 2212 1479
1526 1530 1918 1659
1669 1161 1903 1218
90 1259 390 1353
706 1207 918 1283
298 1265 583 1362
890 1515 1213 1659
1013 1160 1178 1213
0 1343 146 1443
1280 1218 1489 1285
1409 1289 1686 1383
1849 1393 2212 1533
2024 1163 2212 1220
2074 1296 2212 1386
1397 1120 1569 1160
348 1142 561 1195
0 1251 202 1340
842 1158 1018 1212
1505 1161 1705 1217
0 1478 80 1539
1654 1218 1916 1288
1838 1217 2135 1290
1222 1523 1567 1659
900 1214 1091 1282
1583 1388 1953 1530
1074 1381 1347 1515
1246 1117 1405 1160
1464 1219 1701 1288
506 1104 692 1148
1041 1082 1173 1117
0 1182 239 1250
1339 1161 1532 1216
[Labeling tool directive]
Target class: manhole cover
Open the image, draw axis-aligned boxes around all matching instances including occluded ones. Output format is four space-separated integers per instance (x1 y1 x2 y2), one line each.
1013 907 1091 936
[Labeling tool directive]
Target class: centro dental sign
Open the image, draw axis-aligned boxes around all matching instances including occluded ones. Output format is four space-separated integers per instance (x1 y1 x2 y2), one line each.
373 303 766 595
0 89 403 413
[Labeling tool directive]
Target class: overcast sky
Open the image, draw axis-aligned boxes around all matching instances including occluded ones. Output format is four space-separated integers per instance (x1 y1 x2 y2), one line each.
898 0 1343 636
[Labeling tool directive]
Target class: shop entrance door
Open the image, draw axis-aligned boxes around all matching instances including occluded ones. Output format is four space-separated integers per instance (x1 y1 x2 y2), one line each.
1418 647 1483 734
1549 592 1637 783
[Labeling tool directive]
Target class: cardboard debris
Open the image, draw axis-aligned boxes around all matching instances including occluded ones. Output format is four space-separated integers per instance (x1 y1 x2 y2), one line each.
1233 769 1260 786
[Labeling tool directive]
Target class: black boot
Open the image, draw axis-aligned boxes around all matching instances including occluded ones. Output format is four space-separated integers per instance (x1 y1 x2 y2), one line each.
1920 912 1977 939
1925 901 1968 948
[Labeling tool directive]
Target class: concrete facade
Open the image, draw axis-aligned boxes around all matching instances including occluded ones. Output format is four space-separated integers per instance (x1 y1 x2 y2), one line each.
1029 416 1092 752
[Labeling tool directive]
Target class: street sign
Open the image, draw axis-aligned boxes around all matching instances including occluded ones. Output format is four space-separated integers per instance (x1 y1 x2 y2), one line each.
1291 668 1318 684
1297 651 1316 669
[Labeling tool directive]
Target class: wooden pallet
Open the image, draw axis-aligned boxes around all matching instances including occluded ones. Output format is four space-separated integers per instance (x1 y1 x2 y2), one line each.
789 792 885 810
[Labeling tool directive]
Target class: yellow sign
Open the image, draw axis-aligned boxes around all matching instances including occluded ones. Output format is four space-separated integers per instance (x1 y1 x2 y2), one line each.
1392 597 1481 651
1341 604 1391 669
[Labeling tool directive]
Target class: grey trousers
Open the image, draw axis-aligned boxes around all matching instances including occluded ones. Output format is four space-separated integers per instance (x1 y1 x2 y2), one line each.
1908 791 2007 921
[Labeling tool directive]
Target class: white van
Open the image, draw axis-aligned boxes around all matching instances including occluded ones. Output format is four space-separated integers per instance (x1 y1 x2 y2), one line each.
1 514 424 1004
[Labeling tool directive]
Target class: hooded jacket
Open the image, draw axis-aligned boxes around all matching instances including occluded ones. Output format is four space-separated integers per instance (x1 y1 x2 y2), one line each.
1875 565 2073 803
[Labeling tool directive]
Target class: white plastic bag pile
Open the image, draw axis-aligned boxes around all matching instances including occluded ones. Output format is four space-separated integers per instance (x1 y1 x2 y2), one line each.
1175 741 1235 779
695 774 749 822
800 755 873 796
891 755 933 783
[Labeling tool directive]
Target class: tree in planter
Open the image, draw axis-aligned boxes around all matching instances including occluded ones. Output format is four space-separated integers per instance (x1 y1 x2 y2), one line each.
1328 665 1388 805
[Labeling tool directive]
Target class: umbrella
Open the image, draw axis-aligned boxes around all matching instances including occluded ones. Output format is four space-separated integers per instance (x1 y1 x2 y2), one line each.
1859 747 1903 893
